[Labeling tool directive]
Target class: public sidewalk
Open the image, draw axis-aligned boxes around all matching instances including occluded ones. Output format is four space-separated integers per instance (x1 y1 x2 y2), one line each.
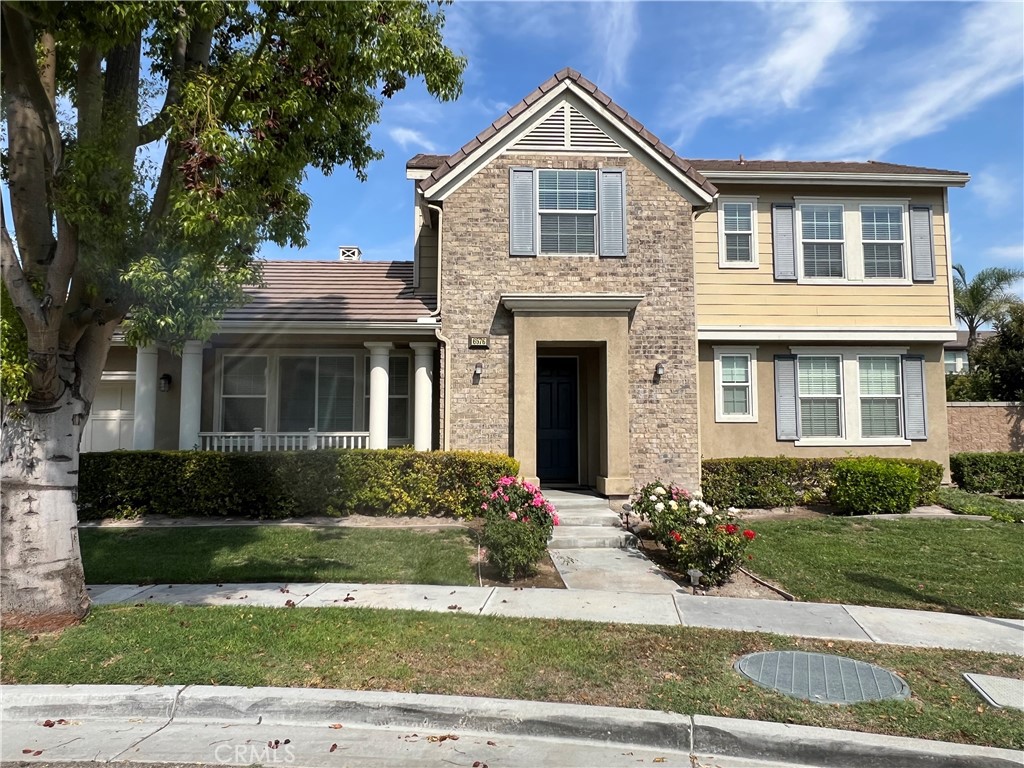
87 580 1024 656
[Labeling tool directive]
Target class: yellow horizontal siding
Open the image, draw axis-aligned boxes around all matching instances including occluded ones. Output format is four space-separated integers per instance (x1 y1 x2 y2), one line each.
695 186 951 328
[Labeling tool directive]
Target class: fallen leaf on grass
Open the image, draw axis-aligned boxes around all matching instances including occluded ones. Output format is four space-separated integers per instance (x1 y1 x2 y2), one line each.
284 600 296 608
329 724 343 729
448 605 462 611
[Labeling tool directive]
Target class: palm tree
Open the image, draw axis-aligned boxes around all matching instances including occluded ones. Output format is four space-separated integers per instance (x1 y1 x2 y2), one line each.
953 263 1024 357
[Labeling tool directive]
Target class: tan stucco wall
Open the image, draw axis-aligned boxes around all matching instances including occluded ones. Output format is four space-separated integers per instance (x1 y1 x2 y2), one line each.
439 152 701 491
698 341 951 476
947 403 1023 453
694 185 951 328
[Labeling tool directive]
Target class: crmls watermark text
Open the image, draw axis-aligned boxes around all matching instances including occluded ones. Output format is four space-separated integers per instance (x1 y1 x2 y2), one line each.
214 742 296 764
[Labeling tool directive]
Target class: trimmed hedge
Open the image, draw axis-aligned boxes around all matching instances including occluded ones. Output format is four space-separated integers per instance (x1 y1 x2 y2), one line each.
950 452 1024 497
831 457 920 515
79 449 519 520
701 456 943 510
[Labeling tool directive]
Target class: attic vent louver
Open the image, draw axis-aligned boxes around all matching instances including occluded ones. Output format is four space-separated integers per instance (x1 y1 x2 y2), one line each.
338 246 361 261
512 103 624 154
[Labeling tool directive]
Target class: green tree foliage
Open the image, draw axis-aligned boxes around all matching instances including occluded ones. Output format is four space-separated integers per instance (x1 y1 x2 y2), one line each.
952 263 1024 356
969 303 1024 402
1 0 465 404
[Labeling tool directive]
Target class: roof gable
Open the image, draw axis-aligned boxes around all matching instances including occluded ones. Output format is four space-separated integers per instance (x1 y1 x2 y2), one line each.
418 68 716 204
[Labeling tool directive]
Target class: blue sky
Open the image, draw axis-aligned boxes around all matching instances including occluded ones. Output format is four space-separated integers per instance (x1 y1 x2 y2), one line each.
262 0 1024 292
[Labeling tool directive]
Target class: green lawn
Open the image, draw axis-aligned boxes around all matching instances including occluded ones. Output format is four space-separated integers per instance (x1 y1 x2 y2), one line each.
80 527 478 586
747 518 1024 618
936 487 1024 523
3 605 1022 749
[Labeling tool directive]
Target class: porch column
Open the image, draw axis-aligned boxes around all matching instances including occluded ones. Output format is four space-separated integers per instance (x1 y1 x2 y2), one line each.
132 345 158 450
410 342 436 451
365 342 392 449
178 340 203 449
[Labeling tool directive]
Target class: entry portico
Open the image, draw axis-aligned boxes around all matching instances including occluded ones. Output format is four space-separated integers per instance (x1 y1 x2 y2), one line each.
503 293 640 495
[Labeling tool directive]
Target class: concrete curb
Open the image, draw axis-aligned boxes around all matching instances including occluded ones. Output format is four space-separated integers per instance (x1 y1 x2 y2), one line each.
3 685 1020 768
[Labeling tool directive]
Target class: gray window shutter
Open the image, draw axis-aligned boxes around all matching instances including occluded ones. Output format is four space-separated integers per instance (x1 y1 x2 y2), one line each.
901 355 928 439
772 205 797 281
774 355 799 440
509 168 536 256
909 206 935 282
599 168 626 257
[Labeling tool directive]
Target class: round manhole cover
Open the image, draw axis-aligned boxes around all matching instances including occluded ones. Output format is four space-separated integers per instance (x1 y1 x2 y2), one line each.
735 651 910 705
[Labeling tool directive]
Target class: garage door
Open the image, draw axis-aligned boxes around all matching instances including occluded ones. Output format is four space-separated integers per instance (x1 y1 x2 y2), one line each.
81 380 135 452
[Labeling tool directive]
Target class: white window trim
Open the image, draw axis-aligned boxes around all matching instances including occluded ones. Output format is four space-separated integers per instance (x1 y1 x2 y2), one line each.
280 353 358 433
857 354 904 440
789 346 911 447
218 354 269 431
718 196 759 269
537 168 599 256
794 197 912 286
713 346 758 422
214 348 372 433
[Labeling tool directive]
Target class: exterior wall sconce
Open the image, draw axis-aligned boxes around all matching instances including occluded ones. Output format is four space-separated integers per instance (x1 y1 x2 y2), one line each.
654 362 666 377
473 362 484 377
159 373 173 392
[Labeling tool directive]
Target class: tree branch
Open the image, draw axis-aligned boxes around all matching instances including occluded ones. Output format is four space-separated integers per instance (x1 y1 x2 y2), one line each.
220 26 272 122
0 3 62 172
1 208 45 329
76 44 103 144
137 29 187 146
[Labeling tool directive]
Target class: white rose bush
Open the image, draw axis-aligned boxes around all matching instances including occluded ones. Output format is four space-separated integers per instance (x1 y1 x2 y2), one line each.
630 481 756 587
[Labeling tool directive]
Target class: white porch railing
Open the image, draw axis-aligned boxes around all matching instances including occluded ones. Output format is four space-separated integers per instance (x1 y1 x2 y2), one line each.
198 428 369 452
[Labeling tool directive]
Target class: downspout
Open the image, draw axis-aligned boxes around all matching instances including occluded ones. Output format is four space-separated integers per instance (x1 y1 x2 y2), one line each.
691 196 717 494
426 200 452 451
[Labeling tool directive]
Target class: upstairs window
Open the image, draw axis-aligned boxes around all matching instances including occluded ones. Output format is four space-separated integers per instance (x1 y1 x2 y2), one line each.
510 167 626 258
538 170 597 254
861 205 905 279
800 204 845 278
718 198 758 267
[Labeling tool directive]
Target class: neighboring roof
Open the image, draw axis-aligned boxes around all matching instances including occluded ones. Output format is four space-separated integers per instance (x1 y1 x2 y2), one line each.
220 261 435 324
689 159 968 176
412 68 718 201
945 330 997 350
690 158 969 187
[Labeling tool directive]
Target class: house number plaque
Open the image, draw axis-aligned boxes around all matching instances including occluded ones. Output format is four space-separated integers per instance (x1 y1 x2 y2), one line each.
468 335 489 349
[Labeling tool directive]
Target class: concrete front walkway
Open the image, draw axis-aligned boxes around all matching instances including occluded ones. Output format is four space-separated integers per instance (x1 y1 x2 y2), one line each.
87 581 1024 656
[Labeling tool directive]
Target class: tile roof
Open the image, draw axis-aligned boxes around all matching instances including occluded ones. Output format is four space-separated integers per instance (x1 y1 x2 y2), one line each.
945 330 996 349
221 261 435 324
412 68 718 199
689 159 969 177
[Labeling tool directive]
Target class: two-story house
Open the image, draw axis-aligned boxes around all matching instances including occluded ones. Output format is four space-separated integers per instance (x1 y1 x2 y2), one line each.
91 69 966 493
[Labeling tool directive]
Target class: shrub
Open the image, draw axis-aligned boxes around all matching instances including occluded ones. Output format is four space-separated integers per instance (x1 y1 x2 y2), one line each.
631 481 754 587
950 452 1024 497
830 458 919 515
480 477 558 581
79 449 519 520
701 456 942 509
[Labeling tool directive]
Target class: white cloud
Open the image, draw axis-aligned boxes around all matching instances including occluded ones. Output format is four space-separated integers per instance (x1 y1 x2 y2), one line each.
986 244 1024 265
795 3 1024 159
670 3 862 144
971 169 1020 211
588 2 640 91
388 127 437 153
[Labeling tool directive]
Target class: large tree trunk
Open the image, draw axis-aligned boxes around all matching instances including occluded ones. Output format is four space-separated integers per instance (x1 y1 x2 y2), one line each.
1 391 90 629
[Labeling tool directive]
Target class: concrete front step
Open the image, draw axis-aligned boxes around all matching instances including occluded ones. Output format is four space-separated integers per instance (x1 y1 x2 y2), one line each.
549 526 638 549
555 509 624 527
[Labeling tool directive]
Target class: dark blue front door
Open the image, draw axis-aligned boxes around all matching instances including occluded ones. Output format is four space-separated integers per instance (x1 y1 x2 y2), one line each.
537 357 578 485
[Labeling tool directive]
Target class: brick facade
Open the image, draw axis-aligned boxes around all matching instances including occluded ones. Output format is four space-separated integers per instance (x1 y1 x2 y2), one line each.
438 153 701 489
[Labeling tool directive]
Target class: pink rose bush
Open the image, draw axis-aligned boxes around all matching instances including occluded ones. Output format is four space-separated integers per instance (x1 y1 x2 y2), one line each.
630 480 754 587
481 476 559 580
